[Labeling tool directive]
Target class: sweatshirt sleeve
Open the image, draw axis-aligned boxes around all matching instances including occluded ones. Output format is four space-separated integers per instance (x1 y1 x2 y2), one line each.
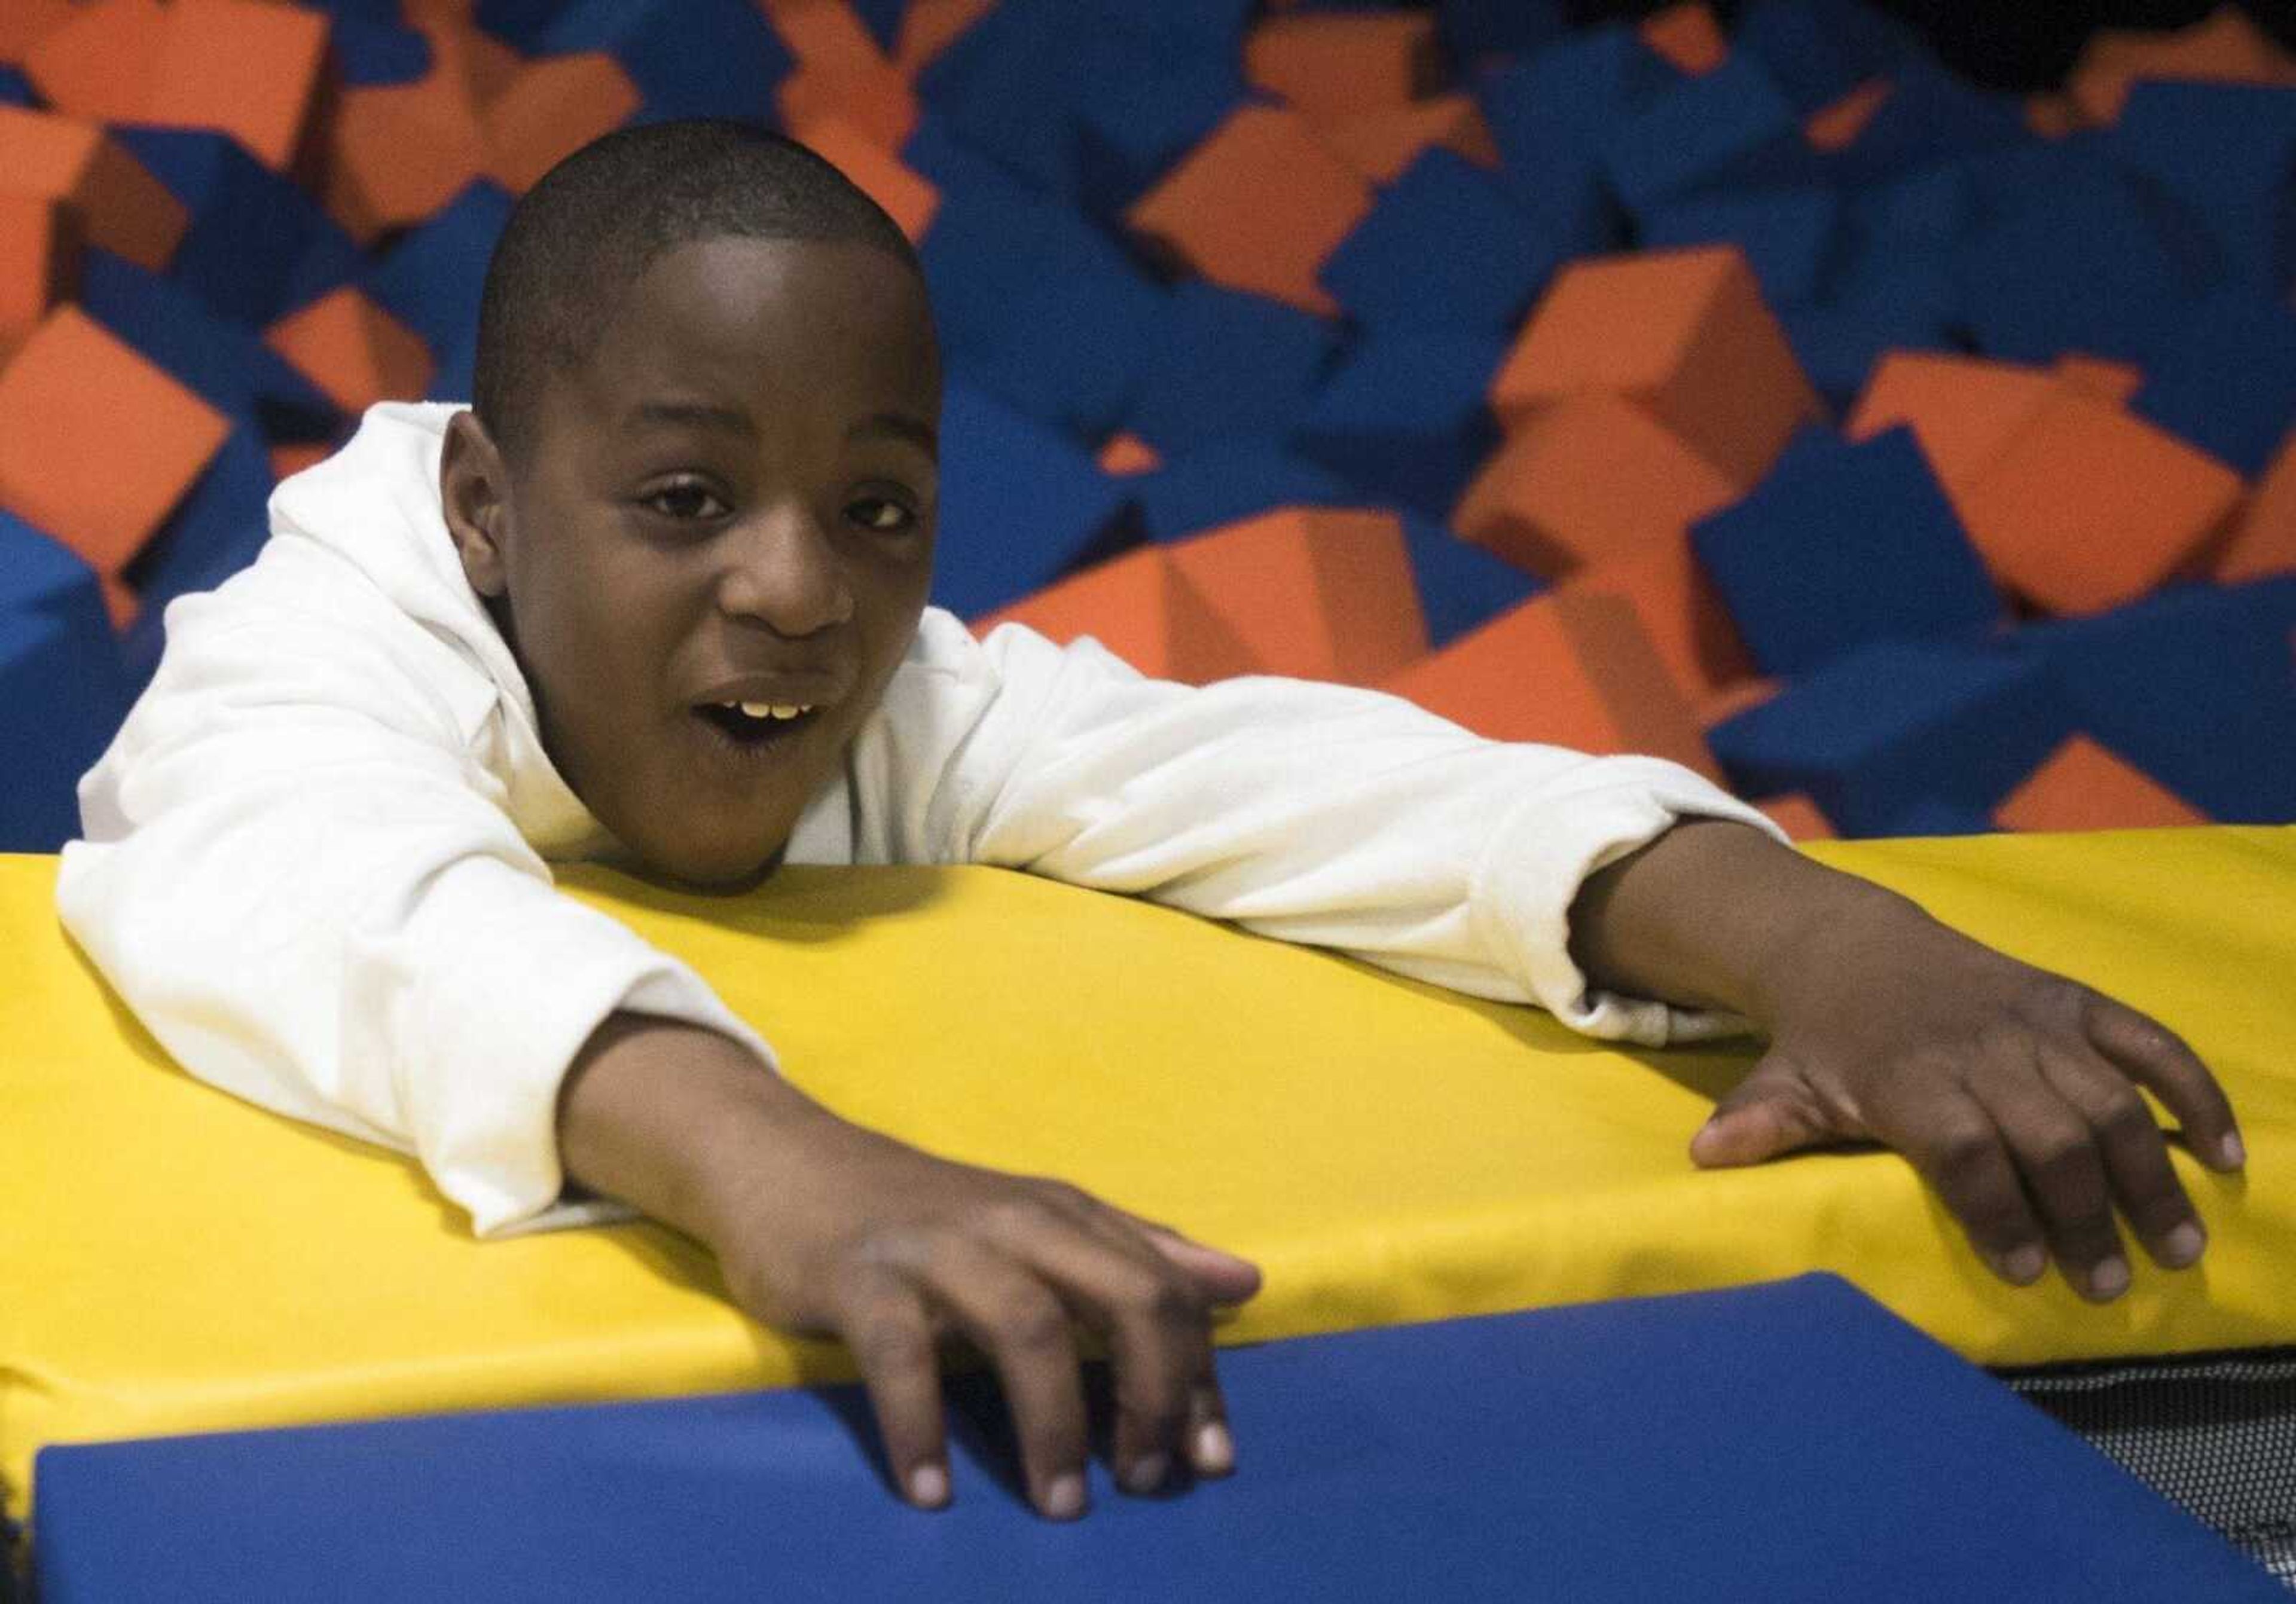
54 559 774 1237
873 612 1790 1047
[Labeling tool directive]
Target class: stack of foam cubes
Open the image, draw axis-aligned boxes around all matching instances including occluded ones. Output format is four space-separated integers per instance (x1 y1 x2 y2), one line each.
1 0 2291 853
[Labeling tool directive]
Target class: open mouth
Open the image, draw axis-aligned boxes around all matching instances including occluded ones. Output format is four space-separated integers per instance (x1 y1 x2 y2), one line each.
693 699 823 750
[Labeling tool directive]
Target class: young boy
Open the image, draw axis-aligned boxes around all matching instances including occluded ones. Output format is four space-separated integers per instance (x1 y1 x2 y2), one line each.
58 121 2242 1522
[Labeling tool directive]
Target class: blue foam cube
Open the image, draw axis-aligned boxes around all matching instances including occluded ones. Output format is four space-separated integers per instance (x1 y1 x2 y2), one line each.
2108 81 2296 301
121 427 276 681
1478 26 1676 176
1602 54 1803 213
1818 57 2026 185
1068 42 1242 222
930 384 1130 621
1289 329 1504 518
1692 426 2003 677
0 65 37 106
1639 188 1844 308
363 182 513 403
1399 511 1544 649
851 0 906 54
2134 291 2296 477
1125 282 1336 455
1734 0 1927 114
1129 441 1355 545
331 13 432 86
1952 161 2198 365
2011 579 2296 824
78 251 338 442
1779 261 1958 411
1436 0 1569 66
1320 149 1564 334
112 127 364 326
1706 638 2073 836
538 0 792 122
912 124 1167 440
0 514 132 853
473 0 567 51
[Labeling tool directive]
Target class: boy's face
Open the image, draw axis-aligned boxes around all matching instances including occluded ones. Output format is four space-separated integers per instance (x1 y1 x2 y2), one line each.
447 236 941 888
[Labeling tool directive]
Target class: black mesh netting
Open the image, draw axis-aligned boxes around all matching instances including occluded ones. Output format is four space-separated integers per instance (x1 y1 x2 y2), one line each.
2003 1349 2296 1590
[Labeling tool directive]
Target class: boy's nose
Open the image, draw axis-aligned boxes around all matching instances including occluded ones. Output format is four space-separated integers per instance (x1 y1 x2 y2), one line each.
715 503 855 637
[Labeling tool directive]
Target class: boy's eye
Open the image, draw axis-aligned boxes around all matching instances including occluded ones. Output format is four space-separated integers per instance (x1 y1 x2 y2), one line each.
640 479 729 521
847 496 917 534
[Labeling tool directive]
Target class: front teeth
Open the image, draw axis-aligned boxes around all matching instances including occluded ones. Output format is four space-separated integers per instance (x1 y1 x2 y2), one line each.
728 701 811 720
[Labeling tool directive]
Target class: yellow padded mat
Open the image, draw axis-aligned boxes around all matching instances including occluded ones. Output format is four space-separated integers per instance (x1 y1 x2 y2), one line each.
5 826 2294 1522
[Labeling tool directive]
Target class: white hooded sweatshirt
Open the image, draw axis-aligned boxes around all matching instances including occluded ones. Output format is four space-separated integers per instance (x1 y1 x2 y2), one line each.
57 403 1780 1236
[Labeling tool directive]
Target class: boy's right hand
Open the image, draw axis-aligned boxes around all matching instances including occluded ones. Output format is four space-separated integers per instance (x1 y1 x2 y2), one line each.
558 1015 1260 1520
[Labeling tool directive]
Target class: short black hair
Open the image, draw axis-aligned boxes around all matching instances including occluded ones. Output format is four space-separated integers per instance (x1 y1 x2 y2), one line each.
472 118 926 462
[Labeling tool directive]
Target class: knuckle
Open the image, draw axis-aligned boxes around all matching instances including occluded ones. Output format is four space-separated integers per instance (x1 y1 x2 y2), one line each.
850 1319 933 1377
996 1295 1072 1356
2029 1133 2103 1190
1922 1126 1999 1188
2092 1086 2157 1142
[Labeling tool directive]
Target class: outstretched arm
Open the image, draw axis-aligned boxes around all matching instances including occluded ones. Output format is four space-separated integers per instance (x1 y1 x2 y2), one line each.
1566 818 2245 1301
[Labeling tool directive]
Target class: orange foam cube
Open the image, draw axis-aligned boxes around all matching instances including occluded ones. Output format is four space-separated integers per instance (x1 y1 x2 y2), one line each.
481 51 639 194
1955 389 2245 615
99 573 139 631
762 0 889 74
1846 352 2063 507
894 0 995 77
0 105 187 271
2069 5 2294 126
1697 675 1779 729
145 0 331 173
1993 736 2209 832
0 194 78 362
1564 539 1756 705
321 19 497 242
28 0 330 174
1756 793 1836 841
1095 432 1162 477
0 0 76 69
2213 429 2296 583
1454 392 1741 577
778 58 920 151
1304 94 1499 185
1125 105 1373 319
2053 353 2145 406
1165 508 1427 686
798 115 939 244
1805 78 1892 151
1638 2 1728 77
265 286 435 414
970 545 1256 686
1380 591 1721 780
1492 246 1824 491
20 0 166 126
2024 93 2080 139
0 306 229 577
1243 11 1439 115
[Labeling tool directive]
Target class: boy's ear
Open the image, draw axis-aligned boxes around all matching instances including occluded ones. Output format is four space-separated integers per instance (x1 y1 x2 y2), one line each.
440 410 514 600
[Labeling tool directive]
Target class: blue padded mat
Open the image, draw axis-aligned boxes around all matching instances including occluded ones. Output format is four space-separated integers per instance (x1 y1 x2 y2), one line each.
30 1274 2279 1602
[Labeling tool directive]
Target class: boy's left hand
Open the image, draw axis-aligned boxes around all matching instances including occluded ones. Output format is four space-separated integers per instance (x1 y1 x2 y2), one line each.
1692 897 2245 1303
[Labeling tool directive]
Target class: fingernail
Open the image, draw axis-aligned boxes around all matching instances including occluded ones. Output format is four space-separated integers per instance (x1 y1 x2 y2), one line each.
907 1463 949 1509
1191 1420 1234 1475
2089 1257 2130 1300
2221 1131 2247 1169
1121 1453 1170 1495
2002 1245 2047 1285
1042 1472 1086 1520
2163 1222 2206 1268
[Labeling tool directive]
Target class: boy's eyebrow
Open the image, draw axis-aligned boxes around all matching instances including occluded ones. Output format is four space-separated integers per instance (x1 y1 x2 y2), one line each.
628 399 758 438
850 413 938 458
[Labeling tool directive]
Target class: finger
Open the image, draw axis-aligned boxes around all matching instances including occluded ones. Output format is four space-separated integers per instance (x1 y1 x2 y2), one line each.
1184 1376 1237 1480
1001 1206 1212 1496
1094 1205 1263 1307
1688 1053 1845 1168
1880 1083 2048 1288
923 1240 1092 1520
2082 997 2245 1172
836 1272 952 1510
2038 1044 2207 1273
1958 1037 2128 1301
